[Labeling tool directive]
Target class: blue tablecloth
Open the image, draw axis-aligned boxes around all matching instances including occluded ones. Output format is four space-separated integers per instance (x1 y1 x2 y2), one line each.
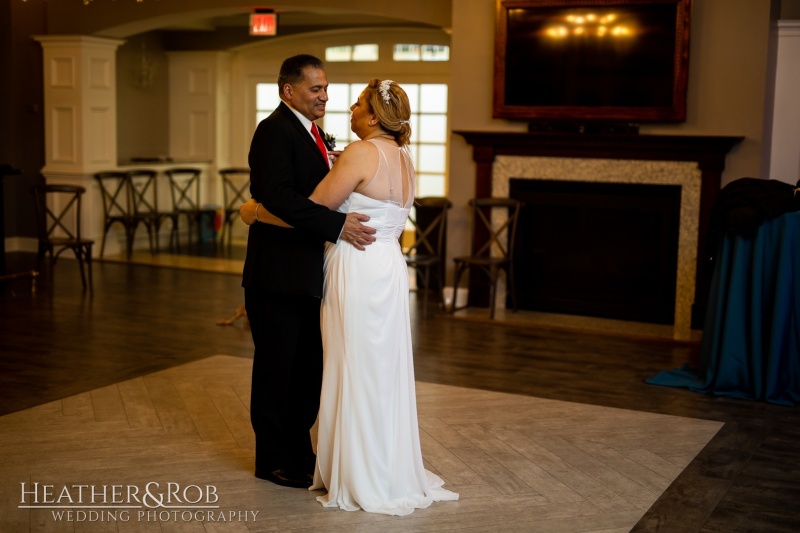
647 211 800 406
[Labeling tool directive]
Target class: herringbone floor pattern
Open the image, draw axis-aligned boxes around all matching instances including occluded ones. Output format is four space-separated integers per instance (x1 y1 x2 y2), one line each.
0 355 721 532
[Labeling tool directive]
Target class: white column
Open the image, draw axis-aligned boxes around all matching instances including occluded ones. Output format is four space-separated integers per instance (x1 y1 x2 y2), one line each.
35 35 125 176
34 35 125 255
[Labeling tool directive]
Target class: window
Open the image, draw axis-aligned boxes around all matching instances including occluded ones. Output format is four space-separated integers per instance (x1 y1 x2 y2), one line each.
421 45 450 61
393 44 421 61
255 84 281 127
325 46 351 62
393 44 450 62
322 83 362 146
327 44 449 63
324 83 448 197
405 84 448 197
254 80 448 198
325 44 379 62
255 60 450 196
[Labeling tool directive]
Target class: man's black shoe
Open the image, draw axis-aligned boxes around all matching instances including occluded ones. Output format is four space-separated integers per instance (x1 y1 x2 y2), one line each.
255 467 312 489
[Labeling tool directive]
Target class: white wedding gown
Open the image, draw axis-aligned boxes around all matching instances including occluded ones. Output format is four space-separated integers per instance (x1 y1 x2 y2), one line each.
311 139 459 515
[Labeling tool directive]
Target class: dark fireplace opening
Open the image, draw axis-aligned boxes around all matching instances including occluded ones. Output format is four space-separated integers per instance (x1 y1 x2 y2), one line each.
509 179 681 325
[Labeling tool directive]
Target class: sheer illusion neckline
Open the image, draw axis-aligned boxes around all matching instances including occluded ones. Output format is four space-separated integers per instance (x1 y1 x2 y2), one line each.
357 139 414 209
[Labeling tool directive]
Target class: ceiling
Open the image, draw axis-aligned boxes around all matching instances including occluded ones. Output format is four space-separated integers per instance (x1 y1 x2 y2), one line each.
161 9 437 34
151 8 441 50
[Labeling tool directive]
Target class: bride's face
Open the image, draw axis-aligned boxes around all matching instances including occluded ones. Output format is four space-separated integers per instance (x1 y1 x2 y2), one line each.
349 89 375 139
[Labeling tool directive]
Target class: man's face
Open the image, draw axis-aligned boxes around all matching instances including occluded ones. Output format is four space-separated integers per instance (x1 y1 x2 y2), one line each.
284 67 328 121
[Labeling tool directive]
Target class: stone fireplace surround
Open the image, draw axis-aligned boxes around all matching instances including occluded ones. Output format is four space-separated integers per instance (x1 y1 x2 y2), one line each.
455 131 742 341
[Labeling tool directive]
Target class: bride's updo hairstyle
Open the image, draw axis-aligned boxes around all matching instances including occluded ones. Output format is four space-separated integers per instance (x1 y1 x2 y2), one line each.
365 79 412 147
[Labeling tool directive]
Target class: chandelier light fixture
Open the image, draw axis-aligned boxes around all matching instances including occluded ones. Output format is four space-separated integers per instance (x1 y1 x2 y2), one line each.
543 11 637 39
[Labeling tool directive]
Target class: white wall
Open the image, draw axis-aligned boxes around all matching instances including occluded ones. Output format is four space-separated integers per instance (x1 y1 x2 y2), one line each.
769 20 800 184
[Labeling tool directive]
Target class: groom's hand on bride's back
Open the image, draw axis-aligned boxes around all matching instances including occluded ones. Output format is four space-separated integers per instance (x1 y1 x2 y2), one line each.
341 212 376 251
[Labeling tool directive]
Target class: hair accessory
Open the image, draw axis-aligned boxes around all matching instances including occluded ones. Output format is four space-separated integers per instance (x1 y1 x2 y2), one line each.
379 79 394 103
398 120 410 125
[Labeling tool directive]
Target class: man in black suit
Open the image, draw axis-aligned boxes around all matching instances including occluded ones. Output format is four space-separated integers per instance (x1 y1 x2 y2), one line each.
242 54 375 488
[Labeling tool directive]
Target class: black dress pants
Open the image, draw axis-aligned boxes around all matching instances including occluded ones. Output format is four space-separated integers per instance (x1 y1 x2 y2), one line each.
245 288 323 473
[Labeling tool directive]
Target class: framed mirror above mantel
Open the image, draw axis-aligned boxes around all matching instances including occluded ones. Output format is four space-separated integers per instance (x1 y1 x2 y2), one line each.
454 131 743 339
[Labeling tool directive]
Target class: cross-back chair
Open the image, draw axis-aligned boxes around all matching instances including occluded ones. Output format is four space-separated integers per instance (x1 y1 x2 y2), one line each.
33 184 94 291
450 197 523 319
126 169 160 254
94 170 160 258
403 197 452 318
164 167 203 250
219 167 250 248
94 171 132 257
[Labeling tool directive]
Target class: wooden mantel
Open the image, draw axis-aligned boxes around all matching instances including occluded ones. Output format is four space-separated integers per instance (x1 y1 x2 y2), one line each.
454 131 744 327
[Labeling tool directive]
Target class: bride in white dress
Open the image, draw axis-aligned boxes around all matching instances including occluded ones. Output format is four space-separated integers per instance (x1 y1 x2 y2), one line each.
244 79 458 515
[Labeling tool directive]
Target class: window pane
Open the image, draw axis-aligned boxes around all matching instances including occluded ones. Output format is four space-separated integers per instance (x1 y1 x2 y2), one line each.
407 143 419 165
416 174 445 197
404 85 419 114
420 84 448 113
256 84 280 111
417 144 446 173
352 44 378 61
324 84 362 145
418 115 447 143
344 129 358 145
322 113 351 146
350 82 365 103
326 84 351 111
408 115 420 141
326 46 351 62
421 45 450 61
393 44 420 61
256 111 270 127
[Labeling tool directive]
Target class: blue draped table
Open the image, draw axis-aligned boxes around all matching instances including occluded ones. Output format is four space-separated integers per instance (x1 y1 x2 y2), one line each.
647 210 800 406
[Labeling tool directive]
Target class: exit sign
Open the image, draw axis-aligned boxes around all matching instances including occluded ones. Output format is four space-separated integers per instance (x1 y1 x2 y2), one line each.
250 13 277 36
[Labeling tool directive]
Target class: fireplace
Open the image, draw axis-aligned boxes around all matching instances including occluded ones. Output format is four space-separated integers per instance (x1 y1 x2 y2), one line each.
454 131 743 340
509 179 681 324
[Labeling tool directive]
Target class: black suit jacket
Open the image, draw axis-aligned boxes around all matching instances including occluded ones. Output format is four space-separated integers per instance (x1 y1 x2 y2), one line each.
242 102 346 297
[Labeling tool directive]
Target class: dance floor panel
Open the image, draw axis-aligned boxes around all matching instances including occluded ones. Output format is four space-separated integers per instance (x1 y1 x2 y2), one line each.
0 355 721 532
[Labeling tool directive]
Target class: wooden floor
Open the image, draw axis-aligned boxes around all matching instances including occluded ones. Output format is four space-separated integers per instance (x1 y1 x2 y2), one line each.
1 252 799 532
